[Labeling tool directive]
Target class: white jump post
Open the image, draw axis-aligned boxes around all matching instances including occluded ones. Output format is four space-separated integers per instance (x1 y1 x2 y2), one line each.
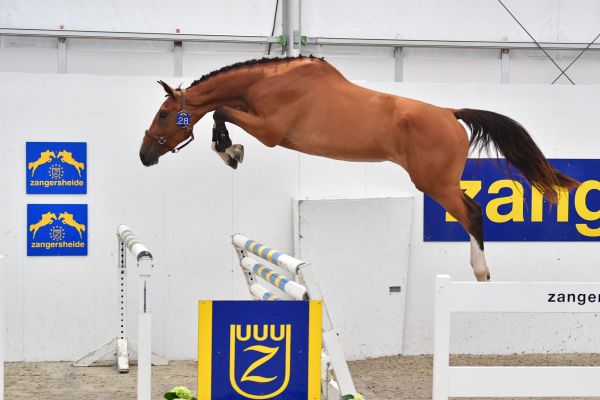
0 254 4 400
433 274 600 399
232 234 357 399
73 225 167 400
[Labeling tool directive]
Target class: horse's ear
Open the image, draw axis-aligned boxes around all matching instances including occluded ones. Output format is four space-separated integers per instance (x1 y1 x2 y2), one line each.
158 80 176 98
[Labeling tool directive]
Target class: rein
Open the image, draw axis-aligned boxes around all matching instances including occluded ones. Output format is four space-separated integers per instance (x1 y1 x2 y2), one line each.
145 88 195 153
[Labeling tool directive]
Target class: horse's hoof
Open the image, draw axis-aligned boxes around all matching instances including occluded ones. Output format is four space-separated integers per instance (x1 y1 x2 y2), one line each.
227 158 238 169
487 272 491 281
231 144 244 163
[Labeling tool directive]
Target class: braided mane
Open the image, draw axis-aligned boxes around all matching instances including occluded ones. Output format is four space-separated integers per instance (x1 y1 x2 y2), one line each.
188 55 323 88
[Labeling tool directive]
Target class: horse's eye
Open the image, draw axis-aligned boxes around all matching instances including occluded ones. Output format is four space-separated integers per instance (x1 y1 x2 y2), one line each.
159 111 168 118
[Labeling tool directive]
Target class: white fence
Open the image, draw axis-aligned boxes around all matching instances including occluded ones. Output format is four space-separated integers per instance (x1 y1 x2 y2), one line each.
433 274 600 399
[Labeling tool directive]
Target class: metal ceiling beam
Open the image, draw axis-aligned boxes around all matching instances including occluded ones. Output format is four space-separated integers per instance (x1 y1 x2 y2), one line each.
307 37 600 51
2 28 600 52
0 28 279 44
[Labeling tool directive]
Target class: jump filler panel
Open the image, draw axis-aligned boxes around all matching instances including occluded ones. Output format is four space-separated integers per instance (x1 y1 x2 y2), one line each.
198 300 322 400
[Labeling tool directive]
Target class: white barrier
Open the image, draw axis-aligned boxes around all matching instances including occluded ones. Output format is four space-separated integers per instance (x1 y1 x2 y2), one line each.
73 225 167 400
232 234 357 399
433 274 600 399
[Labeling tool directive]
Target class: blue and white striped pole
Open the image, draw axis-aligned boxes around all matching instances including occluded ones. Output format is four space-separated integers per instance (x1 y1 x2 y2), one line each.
241 257 307 300
232 234 305 275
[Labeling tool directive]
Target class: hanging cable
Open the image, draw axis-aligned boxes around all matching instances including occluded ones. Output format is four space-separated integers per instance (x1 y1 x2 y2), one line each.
267 0 280 55
551 31 600 84
497 0 575 84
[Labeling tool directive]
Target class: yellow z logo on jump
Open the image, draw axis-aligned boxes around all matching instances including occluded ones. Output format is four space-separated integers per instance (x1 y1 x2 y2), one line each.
229 324 291 400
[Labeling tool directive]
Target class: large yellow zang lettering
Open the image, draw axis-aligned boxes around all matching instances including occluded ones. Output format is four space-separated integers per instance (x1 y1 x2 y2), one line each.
241 345 279 383
575 180 600 237
486 180 525 223
531 186 570 222
446 181 482 222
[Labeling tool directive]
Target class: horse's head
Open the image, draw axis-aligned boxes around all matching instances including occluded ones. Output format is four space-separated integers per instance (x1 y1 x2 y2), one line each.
139 81 196 166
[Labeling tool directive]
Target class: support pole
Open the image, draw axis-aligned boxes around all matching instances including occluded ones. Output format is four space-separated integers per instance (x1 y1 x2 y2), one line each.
432 275 451 400
137 255 153 400
0 254 4 400
57 37 67 73
284 0 301 56
174 41 183 77
394 47 404 82
501 49 510 84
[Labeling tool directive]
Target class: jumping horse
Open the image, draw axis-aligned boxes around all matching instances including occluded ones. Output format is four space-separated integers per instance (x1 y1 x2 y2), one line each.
140 55 579 281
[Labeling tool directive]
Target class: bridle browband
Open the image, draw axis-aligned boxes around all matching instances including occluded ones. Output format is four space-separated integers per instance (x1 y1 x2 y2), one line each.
145 88 195 153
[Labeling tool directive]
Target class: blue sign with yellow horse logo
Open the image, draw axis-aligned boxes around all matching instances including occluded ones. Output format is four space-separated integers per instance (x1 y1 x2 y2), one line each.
424 159 600 242
198 300 322 400
26 142 87 194
27 204 88 256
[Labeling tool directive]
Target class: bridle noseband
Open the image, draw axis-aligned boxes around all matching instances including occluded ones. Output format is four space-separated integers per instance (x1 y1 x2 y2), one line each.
145 88 195 153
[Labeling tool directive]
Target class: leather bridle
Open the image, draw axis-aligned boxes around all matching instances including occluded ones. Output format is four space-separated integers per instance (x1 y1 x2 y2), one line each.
145 88 195 153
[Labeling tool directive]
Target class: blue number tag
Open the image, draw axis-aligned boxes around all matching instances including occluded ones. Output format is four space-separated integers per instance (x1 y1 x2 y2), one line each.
176 111 191 127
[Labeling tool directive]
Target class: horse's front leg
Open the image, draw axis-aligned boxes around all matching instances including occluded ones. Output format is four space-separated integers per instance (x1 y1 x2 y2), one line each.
212 108 245 169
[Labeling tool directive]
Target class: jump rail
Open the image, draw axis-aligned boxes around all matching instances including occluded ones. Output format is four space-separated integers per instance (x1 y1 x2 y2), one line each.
73 225 168 400
232 234 357 399
433 274 600 399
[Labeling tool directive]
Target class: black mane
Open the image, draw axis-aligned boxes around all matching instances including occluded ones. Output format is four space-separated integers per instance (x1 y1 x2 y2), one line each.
188 55 323 87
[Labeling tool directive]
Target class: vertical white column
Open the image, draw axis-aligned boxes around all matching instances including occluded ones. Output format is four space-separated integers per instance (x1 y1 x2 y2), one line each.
57 38 67 73
0 254 4 400
432 275 451 400
174 41 183 77
394 47 404 82
284 0 301 56
137 257 153 400
501 49 510 84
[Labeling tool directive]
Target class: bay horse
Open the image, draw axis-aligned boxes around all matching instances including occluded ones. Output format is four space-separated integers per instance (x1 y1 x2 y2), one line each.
139 55 579 282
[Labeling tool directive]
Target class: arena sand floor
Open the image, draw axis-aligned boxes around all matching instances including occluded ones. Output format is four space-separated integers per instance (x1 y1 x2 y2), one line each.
5 354 600 399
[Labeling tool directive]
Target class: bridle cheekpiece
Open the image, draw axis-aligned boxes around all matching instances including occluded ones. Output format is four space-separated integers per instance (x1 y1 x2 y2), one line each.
145 87 195 153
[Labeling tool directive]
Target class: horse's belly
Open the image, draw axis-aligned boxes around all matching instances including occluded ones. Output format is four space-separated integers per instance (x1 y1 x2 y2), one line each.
279 128 390 162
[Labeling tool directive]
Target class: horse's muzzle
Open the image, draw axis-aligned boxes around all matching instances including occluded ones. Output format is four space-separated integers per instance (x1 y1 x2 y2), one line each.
139 151 158 167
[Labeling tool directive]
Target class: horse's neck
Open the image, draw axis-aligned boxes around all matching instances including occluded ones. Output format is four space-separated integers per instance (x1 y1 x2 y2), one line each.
187 70 262 113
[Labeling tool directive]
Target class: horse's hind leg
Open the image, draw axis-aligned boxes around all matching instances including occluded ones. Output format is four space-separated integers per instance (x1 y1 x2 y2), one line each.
429 186 490 282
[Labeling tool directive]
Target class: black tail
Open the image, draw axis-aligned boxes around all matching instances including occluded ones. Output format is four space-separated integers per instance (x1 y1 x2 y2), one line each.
454 108 579 203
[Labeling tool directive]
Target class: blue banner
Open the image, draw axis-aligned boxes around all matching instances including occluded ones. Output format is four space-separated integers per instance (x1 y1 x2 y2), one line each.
424 159 600 242
27 204 88 256
198 300 322 400
26 142 87 194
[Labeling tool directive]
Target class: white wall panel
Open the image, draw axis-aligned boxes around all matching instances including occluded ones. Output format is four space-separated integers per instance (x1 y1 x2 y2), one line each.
295 198 413 360
1 74 600 361
1 0 279 36
404 48 501 83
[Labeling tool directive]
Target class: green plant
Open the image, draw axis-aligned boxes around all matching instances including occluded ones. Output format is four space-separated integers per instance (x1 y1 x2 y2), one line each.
164 386 197 400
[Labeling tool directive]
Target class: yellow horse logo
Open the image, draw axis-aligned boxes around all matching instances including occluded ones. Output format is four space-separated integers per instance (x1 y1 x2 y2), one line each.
58 212 86 238
29 212 58 239
57 150 85 177
28 150 56 177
